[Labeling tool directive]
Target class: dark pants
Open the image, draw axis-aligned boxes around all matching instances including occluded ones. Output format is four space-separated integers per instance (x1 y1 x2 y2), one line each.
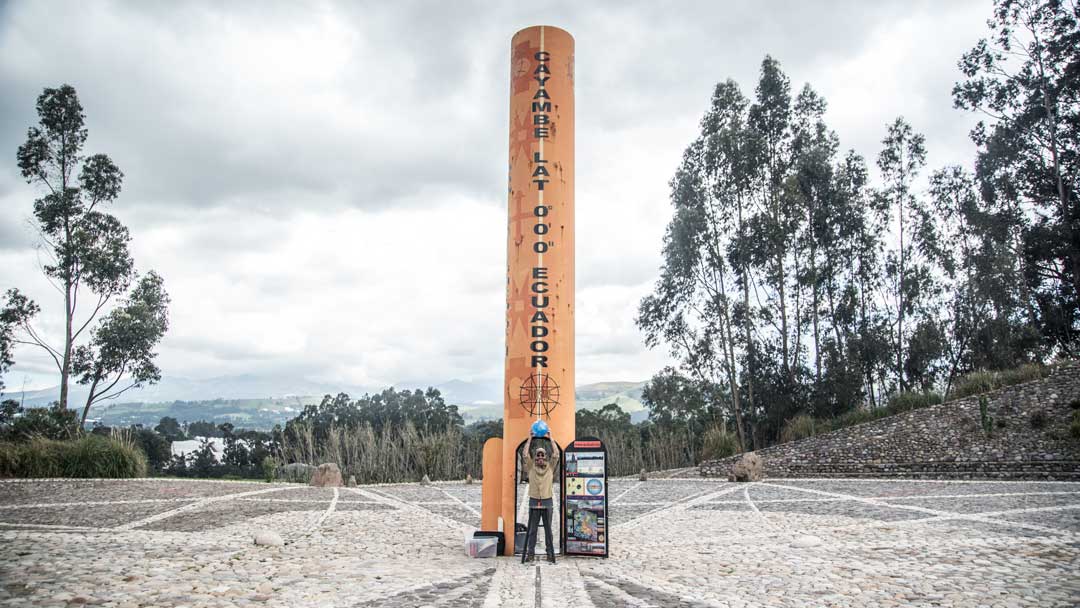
523 502 554 562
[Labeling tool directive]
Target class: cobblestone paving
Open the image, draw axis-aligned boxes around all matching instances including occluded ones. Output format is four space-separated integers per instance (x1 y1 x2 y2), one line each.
0 477 1078 606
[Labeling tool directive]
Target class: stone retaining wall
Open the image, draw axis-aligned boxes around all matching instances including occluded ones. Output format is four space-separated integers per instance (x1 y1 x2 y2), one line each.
700 364 1080 480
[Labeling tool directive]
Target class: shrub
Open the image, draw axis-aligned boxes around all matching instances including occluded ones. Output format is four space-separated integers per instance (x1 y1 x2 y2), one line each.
1071 411 1080 439
0 434 147 478
887 391 944 413
780 415 817 444
949 365 1050 401
831 408 881 429
998 363 1048 387
1030 410 1049 430
951 370 997 400
701 426 739 460
0 402 79 441
262 455 278 482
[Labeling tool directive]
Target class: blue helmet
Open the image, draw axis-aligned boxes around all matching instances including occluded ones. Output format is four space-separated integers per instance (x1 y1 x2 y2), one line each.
531 420 550 438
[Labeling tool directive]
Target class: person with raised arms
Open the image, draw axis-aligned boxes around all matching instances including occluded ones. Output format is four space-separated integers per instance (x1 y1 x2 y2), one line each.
520 420 560 564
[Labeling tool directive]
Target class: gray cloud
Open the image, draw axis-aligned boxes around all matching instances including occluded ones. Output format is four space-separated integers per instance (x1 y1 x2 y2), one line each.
0 0 993 390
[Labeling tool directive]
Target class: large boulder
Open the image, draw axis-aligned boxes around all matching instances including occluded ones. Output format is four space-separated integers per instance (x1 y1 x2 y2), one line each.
728 452 764 482
309 463 344 487
278 462 316 483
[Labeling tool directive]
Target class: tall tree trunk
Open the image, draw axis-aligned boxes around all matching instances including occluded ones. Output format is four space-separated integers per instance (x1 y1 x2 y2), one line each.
718 271 747 452
60 285 72 410
737 196 756 449
777 252 790 375
811 241 821 384
793 246 803 382
1034 28 1080 304
897 191 905 393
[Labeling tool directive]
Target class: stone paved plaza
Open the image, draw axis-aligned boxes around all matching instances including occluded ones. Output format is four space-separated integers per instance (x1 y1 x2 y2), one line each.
0 477 1078 607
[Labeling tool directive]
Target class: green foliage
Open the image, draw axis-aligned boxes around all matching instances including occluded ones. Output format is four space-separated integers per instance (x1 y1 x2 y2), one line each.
575 399 713 473
820 390 943 435
189 438 218 477
949 365 1050 400
950 370 996 399
953 0 1080 354
91 424 171 470
997 364 1048 388
0 312 14 394
780 415 818 443
261 456 277 483
8 84 148 412
1071 411 1080 440
636 0 1079 453
186 420 223 437
0 402 79 441
830 408 881 429
72 271 170 426
154 416 185 441
282 421 464 484
287 388 462 442
0 434 146 478
887 391 944 412
701 426 740 461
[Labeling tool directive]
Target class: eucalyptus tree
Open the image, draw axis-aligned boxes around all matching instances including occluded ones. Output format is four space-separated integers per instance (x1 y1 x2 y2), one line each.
929 166 990 393
746 57 798 380
877 117 944 390
637 79 757 450
953 0 1079 354
931 166 1043 386
829 151 892 407
72 271 169 426
4 84 169 420
0 313 14 394
789 85 838 388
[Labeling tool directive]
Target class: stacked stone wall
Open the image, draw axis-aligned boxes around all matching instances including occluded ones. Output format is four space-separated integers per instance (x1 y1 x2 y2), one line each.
700 364 1080 480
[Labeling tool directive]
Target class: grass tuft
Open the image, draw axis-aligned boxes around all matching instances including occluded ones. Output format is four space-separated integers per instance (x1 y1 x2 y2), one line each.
949 364 1051 400
701 426 740 460
780 415 818 444
0 434 147 479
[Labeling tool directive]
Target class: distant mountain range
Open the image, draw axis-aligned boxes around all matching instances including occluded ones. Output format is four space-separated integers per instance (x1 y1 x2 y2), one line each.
3 374 650 429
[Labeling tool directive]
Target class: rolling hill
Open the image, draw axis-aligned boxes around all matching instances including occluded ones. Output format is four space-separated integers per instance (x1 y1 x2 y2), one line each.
4 375 653 429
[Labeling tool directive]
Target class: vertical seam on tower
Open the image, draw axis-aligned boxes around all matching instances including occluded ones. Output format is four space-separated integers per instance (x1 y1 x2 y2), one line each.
535 25 545 422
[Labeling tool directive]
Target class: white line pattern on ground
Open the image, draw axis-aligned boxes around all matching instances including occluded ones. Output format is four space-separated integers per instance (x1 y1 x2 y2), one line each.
584 576 658 607
113 486 290 530
429 488 483 517
0 498 197 509
706 490 1080 504
302 486 338 535
610 481 643 505
614 484 744 531
763 482 1080 537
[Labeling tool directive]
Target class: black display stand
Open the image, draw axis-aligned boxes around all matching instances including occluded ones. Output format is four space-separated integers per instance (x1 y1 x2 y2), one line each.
560 437 609 557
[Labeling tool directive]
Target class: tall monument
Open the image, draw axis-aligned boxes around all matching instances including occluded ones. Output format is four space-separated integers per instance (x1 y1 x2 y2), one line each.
481 25 575 554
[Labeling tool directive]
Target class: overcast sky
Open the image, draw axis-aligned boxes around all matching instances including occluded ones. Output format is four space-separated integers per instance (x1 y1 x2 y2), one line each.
0 0 992 392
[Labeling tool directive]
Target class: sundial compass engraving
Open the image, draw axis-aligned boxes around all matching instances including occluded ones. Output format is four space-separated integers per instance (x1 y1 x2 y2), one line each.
518 373 560 417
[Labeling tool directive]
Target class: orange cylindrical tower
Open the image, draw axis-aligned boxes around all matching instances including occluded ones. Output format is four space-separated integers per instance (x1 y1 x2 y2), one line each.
490 25 575 554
